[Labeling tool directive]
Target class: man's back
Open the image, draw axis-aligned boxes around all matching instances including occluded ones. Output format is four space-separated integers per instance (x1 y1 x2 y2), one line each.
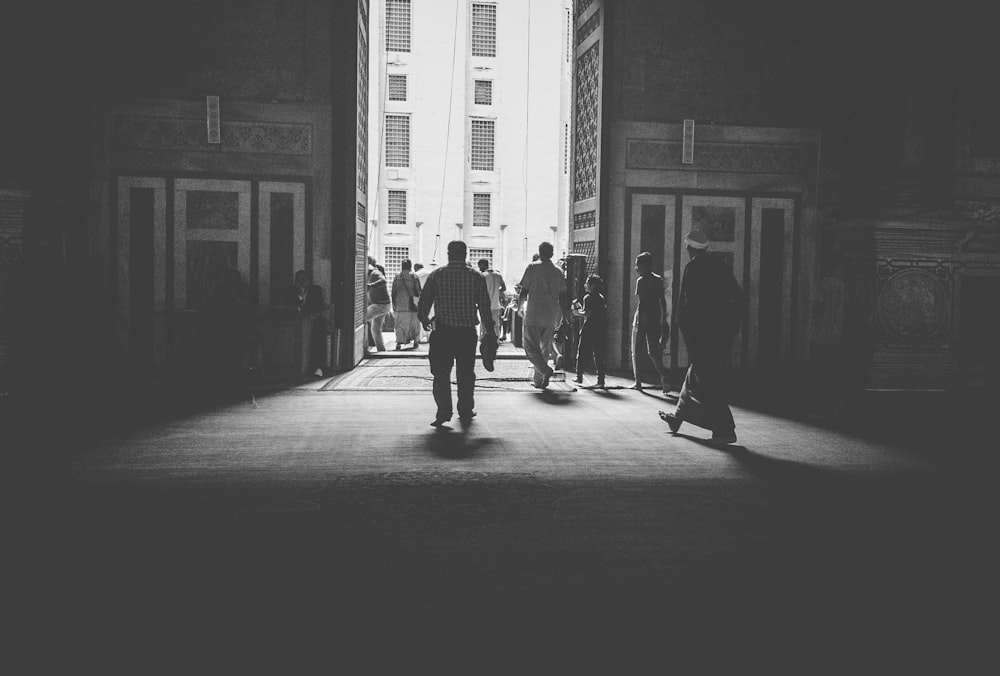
483 269 505 310
679 254 741 337
420 262 491 329
519 260 565 327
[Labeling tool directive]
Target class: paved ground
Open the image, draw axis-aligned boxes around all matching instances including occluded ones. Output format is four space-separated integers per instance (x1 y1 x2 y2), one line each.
2 356 996 672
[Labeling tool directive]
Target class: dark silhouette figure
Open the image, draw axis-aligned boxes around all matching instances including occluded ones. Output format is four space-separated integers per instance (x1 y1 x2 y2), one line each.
659 229 743 445
572 274 608 388
286 269 323 316
417 240 495 427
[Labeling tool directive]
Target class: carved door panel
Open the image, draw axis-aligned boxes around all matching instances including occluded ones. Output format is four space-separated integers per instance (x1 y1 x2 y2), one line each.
678 196 746 368
630 194 677 368
116 177 167 368
569 0 605 275
173 179 252 311
749 198 796 369
259 182 307 307
353 0 371 366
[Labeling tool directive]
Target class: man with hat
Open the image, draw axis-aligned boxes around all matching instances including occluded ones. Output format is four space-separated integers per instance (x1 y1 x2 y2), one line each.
659 228 743 445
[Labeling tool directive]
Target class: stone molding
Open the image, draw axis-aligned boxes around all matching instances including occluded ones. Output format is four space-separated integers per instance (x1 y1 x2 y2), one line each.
626 139 805 174
111 115 313 155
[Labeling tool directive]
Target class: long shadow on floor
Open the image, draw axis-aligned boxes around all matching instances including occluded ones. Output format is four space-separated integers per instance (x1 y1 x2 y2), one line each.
669 429 991 655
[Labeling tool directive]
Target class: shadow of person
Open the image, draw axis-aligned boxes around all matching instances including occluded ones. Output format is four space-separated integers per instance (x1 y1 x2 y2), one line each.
666 430 749 452
533 390 577 405
638 389 678 403
585 388 623 399
424 425 499 460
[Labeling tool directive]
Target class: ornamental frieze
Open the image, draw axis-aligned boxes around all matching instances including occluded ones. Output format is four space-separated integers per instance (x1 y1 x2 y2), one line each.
111 116 312 155
626 139 804 174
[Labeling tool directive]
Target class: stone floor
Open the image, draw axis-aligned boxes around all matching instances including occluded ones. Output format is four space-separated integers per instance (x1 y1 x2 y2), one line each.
2 355 996 672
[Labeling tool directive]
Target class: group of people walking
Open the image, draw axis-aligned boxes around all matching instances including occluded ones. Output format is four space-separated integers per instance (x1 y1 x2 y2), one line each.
412 229 743 446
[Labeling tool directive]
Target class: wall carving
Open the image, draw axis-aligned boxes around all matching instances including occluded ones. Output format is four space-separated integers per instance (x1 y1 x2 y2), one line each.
0 234 22 266
575 0 596 20
572 240 596 273
875 266 950 343
577 9 600 45
0 190 31 236
626 139 804 174
355 233 367 328
112 116 312 155
574 43 601 202
357 20 369 196
573 210 596 230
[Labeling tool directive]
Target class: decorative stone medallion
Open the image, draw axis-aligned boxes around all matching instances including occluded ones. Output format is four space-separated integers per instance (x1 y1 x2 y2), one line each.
876 268 949 341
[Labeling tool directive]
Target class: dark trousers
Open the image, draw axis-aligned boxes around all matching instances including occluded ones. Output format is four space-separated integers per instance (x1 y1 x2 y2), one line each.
675 337 735 433
428 324 477 420
576 327 606 381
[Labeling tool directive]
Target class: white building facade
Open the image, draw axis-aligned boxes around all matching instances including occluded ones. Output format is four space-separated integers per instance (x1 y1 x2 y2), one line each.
367 0 572 283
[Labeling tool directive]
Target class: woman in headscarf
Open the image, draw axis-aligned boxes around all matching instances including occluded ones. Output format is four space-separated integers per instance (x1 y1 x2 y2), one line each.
391 258 422 349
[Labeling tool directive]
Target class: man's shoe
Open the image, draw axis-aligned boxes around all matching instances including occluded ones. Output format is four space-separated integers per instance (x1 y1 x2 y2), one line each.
430 416 452 427
542 369 552 388
709 431 738 446
658 410 682 433
459 410 477 424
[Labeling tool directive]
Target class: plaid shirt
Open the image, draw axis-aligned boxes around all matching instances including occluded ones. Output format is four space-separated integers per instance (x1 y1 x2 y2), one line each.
417 261 495 332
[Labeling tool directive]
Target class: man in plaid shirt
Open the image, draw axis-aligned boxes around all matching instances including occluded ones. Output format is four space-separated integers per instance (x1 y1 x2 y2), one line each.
417 240 496 427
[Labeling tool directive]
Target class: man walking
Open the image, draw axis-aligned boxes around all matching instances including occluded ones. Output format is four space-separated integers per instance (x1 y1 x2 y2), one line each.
366 256 391 352
477 258 506 340
418 240 495 427
659 229 743 445
517 241 567 389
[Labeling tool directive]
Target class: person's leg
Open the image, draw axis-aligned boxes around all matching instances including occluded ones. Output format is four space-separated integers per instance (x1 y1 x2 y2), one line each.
630 323 644 389
454 327 478 419
394 311 405 349
593 334 607 386
538 324 557 378
366 304 381 351
428 328 455 423
670 344 734 437
371 307 388 351
644 325 671 393
696 353 735 438
522 323 552 387
574 331 590 382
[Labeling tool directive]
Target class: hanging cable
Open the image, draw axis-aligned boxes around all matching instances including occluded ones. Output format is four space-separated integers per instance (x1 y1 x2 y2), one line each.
369 1 393 261
432 0 462 264
522 0 533 253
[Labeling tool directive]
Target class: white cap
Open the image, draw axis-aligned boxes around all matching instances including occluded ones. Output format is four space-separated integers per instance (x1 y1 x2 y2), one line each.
685 229 709 250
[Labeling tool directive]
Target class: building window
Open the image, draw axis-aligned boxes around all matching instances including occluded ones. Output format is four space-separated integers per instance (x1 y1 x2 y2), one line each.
387 190 407 224
470 118 495 171
385 114 410 167
387 74 407 101
383 246 410 279
385 0 411 53
473 193 491 227
469 248 494 268
471 3 497 57
474 80 493 105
